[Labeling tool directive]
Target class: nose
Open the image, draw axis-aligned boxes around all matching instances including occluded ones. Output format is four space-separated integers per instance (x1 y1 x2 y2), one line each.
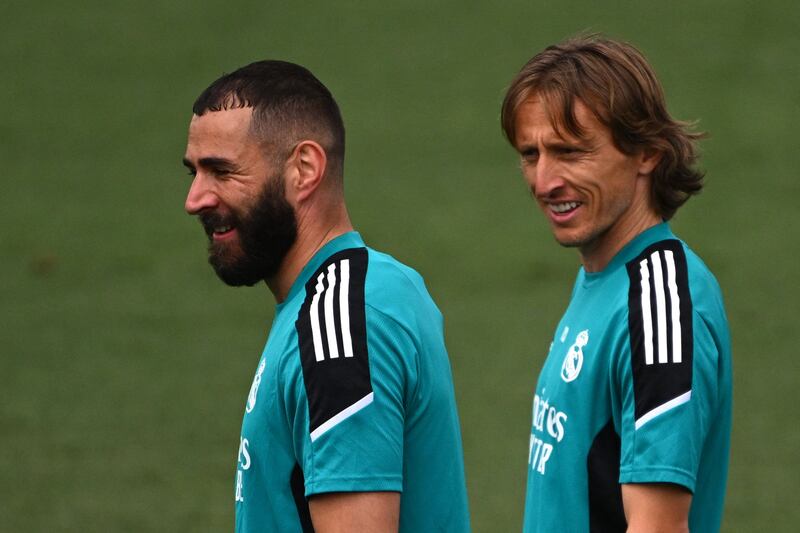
528 153 564 199
184 174 218 215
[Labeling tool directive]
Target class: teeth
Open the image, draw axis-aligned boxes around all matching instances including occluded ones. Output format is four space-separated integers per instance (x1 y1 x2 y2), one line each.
550 202 580 214
214 225 232 233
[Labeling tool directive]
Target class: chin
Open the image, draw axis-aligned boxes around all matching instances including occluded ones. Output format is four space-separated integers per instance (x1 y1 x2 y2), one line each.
552 229 590 249
211 260 267 287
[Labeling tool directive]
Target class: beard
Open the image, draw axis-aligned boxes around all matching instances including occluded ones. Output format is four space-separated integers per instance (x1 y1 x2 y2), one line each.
199 172 297 287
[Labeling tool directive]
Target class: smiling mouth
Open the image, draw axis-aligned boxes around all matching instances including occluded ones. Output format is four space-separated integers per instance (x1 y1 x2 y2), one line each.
549 201 582 214
213 225 233 235
199 211 238 241
201 220 236 241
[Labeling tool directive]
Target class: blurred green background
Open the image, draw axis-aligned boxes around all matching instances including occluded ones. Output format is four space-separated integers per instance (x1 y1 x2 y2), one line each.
3 0 798 531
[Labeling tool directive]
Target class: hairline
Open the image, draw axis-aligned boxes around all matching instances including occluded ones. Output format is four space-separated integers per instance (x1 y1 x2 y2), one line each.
195 100 339 174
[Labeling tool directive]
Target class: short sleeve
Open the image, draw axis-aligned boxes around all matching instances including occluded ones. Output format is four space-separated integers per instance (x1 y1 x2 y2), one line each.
286 248 408 496
617 241 721 492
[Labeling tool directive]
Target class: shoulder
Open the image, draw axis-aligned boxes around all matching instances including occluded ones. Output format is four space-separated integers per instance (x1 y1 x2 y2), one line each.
624 238 725 322
291 247 374 439
290 245 435 354
623 237 723 303
292 246 370 362
365 249 431 298
679 244 726 319
363 248 441 323
621 237 730 420
291 246 436 314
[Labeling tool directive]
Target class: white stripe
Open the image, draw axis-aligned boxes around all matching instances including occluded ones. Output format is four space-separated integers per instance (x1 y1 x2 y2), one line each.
635 390 692 430
651 251 668 364
339 260 354 358
309 273 326 362
664 251 682 363
639 259 654 365
309 392 374 442
324 264 340 359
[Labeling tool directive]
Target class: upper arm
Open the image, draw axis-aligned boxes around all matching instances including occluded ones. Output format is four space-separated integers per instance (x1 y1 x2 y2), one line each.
621 483 691 533
309 491 400 533
287 248 412 496
619 240 721 491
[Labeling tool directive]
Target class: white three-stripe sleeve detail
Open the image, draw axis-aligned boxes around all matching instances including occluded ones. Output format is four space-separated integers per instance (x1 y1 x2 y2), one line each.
664 250 682 363
338 259 354 358
650 251 668 364
639 259 654 365
635 390 692 430
309 392 374 442
324 264 340 359
310 272 326 362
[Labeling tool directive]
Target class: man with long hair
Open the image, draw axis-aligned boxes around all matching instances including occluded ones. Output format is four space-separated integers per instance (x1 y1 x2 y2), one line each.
501 36 732 532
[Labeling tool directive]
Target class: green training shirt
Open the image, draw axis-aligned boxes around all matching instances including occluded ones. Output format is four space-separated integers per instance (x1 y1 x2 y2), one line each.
235 232 470 532
523 223 732 532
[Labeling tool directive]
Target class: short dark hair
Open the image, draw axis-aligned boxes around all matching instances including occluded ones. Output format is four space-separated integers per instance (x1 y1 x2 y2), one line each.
193 60 346 179
501 35 704 220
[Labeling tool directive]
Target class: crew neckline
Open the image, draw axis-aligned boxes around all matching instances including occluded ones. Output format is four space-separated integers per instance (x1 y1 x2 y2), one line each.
581 223 673 286
276 231 365 313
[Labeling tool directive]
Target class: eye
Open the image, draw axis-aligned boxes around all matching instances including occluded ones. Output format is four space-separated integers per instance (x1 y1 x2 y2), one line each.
555 147 575 156
186 168 197 177
520 149 539 164
556 146 588 159
209 167 232 179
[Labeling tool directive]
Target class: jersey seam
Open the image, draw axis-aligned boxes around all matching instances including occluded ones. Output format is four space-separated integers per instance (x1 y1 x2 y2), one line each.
305 474 403 495
619 464 696 490
307 474 403 483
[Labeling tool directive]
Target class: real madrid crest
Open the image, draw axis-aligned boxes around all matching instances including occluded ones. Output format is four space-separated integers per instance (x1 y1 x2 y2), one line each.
561 329 589 383
246 358 267 413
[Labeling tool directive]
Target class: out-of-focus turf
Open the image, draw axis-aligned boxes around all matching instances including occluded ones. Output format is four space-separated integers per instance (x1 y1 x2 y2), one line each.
2 1 798 530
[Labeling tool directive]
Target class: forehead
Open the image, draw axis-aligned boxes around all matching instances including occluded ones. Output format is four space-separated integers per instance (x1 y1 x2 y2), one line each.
513 96 606 146
185 107 257 160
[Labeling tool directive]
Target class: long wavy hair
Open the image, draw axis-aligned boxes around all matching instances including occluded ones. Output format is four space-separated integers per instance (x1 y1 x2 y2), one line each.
501 35 705 220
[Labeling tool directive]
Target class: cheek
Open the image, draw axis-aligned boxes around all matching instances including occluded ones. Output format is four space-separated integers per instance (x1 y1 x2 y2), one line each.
520 166 537 189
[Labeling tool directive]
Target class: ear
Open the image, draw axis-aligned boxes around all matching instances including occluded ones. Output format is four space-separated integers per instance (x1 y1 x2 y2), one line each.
637 148 663 177
285 140 328 203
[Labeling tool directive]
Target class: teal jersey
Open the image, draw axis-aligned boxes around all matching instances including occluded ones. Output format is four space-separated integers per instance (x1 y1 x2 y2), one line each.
523 224 732 532
235 232 470 532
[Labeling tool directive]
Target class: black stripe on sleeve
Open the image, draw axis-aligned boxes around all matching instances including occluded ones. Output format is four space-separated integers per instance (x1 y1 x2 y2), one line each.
626 239 693 424
587 420 626 532
295 247 372 437
290 464 315 532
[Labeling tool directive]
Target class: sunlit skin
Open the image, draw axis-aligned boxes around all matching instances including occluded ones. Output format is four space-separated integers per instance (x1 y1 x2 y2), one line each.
309 492 400 532
513 98 662 272
183 107 353 302
622 483 691 532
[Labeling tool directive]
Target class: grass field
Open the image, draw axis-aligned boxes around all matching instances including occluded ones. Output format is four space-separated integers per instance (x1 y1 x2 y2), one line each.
2 1 799 531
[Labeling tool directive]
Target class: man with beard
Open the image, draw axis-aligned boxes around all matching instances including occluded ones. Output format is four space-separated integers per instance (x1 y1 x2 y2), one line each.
182 61 469 532
500 37 732 532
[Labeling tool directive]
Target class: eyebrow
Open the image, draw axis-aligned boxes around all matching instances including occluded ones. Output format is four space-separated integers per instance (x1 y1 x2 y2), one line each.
181 157 237 170
548 139 594 151
517 137 596 153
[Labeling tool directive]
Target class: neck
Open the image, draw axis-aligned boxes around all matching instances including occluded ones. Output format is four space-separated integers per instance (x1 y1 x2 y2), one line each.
266 204 353 302
580 184 661 272
580 214 661 272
